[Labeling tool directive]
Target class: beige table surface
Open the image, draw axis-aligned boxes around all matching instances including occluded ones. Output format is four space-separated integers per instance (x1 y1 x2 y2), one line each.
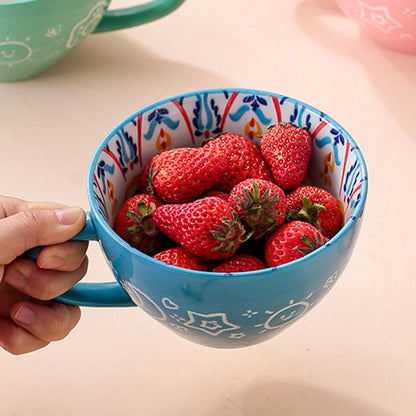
1 0 415 415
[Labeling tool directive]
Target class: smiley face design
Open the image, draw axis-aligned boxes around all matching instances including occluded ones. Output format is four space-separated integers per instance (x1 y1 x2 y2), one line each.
263 300 310 330
66 1 109 49
254 293 316 334
0 40 32 66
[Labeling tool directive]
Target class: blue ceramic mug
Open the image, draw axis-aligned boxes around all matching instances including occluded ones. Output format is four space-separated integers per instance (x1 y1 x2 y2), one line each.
37 88 368 349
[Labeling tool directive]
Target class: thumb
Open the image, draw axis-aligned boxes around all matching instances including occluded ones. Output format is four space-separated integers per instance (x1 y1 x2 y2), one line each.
0 206 85 265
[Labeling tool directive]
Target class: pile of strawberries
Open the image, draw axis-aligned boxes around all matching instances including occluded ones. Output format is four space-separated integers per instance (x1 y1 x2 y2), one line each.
113 123 343 273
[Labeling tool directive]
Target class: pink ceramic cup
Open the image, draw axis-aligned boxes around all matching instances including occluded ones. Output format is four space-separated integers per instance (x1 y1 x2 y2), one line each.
335 0 416 55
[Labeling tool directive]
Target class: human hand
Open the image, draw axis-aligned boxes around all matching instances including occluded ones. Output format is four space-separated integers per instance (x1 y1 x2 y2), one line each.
0 196 88 355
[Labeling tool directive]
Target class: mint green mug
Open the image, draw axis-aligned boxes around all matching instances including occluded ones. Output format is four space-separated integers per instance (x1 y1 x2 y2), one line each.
0 0 185 82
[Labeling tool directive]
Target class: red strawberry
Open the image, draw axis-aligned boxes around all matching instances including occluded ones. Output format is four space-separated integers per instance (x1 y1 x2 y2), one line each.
203 133 273 192
203 190 230 201
264 220 326 267
202 189 240 212
153 247 213 271
229 178 287 239
260 123 313 190
148 147 228 203
114 194 164 255
137 153 161 194
153 197 248 260
213 253 266 273
286 185 343 238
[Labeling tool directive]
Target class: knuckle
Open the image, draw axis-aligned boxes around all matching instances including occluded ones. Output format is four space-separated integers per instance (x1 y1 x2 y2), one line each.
39 241 89 272
37 290 53 302
63 250 87 272
15 209 44 248
26 269 56 301
68 242 89 269
17 209 41 226
0 208 51 264
36 282 55 301
6 261 56 301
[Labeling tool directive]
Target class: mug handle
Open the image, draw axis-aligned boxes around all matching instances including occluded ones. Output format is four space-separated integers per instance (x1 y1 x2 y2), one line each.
24 211 136 308
94 0 185 33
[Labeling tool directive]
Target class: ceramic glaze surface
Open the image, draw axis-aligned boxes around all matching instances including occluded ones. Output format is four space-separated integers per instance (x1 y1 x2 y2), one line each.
0 0 185 81
336 0 416 54
59 88 368 348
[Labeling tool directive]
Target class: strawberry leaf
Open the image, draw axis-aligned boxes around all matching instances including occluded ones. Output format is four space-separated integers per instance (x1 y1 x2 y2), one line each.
126 225 141 235
137 200 149 217
285 197 326 229
296 232 325 256
212 231 226 241
252 180 260 201
210 215 247 253
126 211 142 223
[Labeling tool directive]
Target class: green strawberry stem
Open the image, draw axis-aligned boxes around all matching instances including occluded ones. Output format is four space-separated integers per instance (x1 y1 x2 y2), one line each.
297 232 325 256
234 181 281 239
125 201 159 244
145 162 158 195
286 197 326 231
211 213 250 253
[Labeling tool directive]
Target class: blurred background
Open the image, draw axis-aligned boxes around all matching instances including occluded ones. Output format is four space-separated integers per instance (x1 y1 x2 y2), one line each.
1 1 415 415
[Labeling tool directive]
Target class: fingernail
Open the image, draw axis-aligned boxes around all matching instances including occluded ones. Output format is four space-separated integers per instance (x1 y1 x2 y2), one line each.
55 206 82 225
14 305 36 325
5 270 26 290
38 255 64 270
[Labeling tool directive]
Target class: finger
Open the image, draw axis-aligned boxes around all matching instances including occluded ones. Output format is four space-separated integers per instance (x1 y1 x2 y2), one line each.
36 241 89 272
0 317 49 355
0 206 85 265
0 277 31 317
0 195 67 218
4 257 88 301
10 301 81 343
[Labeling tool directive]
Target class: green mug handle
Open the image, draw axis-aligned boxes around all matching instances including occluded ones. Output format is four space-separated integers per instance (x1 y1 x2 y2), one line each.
94 0 185 33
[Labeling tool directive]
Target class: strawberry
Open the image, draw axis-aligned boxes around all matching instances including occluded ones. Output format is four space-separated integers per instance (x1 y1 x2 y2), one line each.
147 147 228 203
264 220 326 267
213 253 266 273
202 189 240 212
202 190 230 201
152 197 248 260
285 185 343 238
230 178 287 239
114 194 164 255
203 133 273 192
137 153 161 194
260 123 313 190
153 247 213 271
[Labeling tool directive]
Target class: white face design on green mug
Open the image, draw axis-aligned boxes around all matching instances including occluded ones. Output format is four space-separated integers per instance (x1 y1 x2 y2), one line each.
0 39 32 66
